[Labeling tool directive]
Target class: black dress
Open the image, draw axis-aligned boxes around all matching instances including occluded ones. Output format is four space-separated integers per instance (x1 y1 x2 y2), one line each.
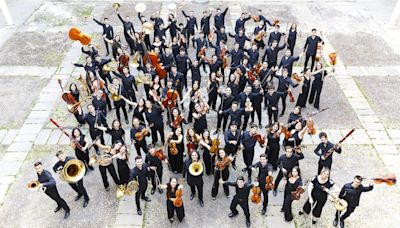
266 132 280 170
106 128 125 145
309 70 326 109
302 176 334 218
287 29 297 55
117 157 130 185
296 77 310 108
166 183 185 221
283 177 303 221
74 135 91 169
132 106 146 124
201 140 212 175
168 134 184 173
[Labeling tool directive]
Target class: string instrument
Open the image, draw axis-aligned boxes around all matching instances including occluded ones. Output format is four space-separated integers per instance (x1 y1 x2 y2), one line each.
251 15 260 22
272 19 280 26
57 79 80 114
215 156 232 170
280 125 292 140
253 63 261 75
172 115 183 129
329 52 337 66
139 33 167 79
255 30 265 42
208 29 215 41
291 180 309 200
117 53 130 73
288 89 295 102
162 89 179 109
247 69 257 82
68 27 91 45
306 118 316 135
186 142 195 153
322 186 348 212
265 175 274 191
134 128 149 141
197 47 206 58
154 149 167 161
210 133 221 155
315 42 323 62
173 188 183 207
252 133 266 145
220 47 228 69
169 142 178 155
291 73 303 83
322 128 355 160
363 173 397 186
49 118 84 151
251 185 262 204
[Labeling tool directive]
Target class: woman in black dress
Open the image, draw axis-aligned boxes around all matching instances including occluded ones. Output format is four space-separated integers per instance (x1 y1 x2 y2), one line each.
287 106 302 131
170 107 184 132
284 122 307 148
149 76 163 103
192 103 208 135
71 128 94 170
159 177 185 223
296 69 311 108
116 144 130 185
211 149 233 199
265 122 281 171
186 127 200 155
282 166 303 221
167 13 178 39
286 23 297 56
69 83 81 123
132 98 146 125
309 63 333 110
96 119 125 145
199 129 213 175
168 127 184 174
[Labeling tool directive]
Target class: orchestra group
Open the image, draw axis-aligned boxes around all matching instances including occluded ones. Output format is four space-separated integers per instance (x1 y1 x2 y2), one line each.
28 3 398 228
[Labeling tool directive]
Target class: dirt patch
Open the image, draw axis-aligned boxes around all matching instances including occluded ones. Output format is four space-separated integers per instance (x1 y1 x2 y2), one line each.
0 76 47 129
0 32 72 67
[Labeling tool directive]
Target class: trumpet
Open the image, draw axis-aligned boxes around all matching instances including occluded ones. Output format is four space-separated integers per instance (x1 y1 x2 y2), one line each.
27 180 45 192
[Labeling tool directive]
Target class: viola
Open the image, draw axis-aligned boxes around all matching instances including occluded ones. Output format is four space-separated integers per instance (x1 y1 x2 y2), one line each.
291 186 305 200
134 128 149 141
251 186 262 204
210 138 220 155
162 89 179 109
186 142 195 153
216 157 231 170
252 134 266 145
172 115 183 129
197 47 206 58
272 19 280 26
154 149 167 161
173 188 183 207
265 175 274 191
280 126 292 140
169 142 178 155
118 53 129 73
291 73 302 84
247 70 257 82
255 30 265 42
306 118 316 135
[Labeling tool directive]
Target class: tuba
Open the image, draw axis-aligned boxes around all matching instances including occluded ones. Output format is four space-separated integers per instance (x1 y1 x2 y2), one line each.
27 180 44 192
189 162 203 176
59 159 86 183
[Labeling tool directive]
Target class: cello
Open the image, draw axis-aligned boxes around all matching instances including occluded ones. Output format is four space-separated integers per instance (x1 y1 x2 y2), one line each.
162 89 179 109
210 133 221 155
57 79 80 114
139 33 167 79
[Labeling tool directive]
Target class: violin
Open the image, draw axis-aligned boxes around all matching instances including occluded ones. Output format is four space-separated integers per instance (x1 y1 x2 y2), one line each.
329 52 337 66
254 63 261 75
272 19 280 26
154 149 167 161
57 79 80 114
210 137 221 155
172 115 183 129
251 186 262 204
306 118 316 135
169 142 178 155
162 89 179 109
291 73 303 84
364 173 397 186
255 30 265 42
247 70 257 82
118 53 129 73
315 42 323 62
291 186 305 200
173 188 183 207
197 47 206 58
280 125 292 140
215 156 231 170
252 134 266 145
134 128 149 141
186 142 195 153
265 175 274 191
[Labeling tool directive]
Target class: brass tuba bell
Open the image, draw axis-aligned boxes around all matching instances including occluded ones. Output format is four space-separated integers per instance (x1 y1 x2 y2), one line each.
189 162 203 176
60 159 86 183
27 180 43 191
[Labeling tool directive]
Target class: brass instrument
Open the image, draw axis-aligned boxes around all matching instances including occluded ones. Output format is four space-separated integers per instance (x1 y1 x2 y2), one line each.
130 52 140 68
142 22 154 35
135 72 152 85
102 61 118 72
27 180 44 192
189 162 203 176
108 84 122 101
89 154 113 166
135 3 147 13
116 180 139 199
112 3 121 10
59 159 86 183
76 73 91 97
324 187 348 211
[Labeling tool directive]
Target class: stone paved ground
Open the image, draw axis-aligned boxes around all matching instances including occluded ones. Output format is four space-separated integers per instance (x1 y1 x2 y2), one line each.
0 0 400 228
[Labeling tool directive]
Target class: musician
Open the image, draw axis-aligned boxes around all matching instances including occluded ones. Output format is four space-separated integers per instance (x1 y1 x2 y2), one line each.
252 21 266 50
254 9 272 26
150 11 164 35
145 144 164 194
168 127 184 174
108 77 129 125
74 56 96 74
187 82 200 123
189 60 203 85
234 13 251 34
296 70 311 108
170 107 184 131
192 103 208 135
182 10 198 45
77 104 108 155
81 44 98 59
273 146 304 196
265 122 281 171
244 43 260 67
267 25 285 47
303 28 324 72
299 167 337 224
274 68 299 117
68 83 80 103
250 80 264 128
278 50 301 76
259 62 273 88
214 7 229 31
144 100 165 145
220 102 246 129
262 40 286 68
314 132 342 174
159 177 185 223
160 48 175 73
132 98 146 125
203 55 223 75
193 32 208 72
333 175 374 228
309 63 331 110
251 153 273 215
168 66 184 105
240 124 261 181
199 130 213 175
229 29 251 51
286 23 297 56
284 122 307 148
212 149 233 199
175 48 190 90
229 43 244 75
186 128 201 155
182 151 204 207
93 17 113 56
94 55 112 86
215 27 228 48
71 128 94 170
149 76 163 103
207 72 221 110
167 13 179 39
34 162 70 219
215 87 235 134
129 156 152 215
221 176 258 228
237 58 252 92
287 106 302 130
106 35 125 60
95 141 121 191
282 166 302 221
138 13 151 49
201 11 212 41
116 9 135 55
53 151 89 208
96 119 125 145
115 144 130 185
130 118 150 156
227 71 240 99
224 122 240 169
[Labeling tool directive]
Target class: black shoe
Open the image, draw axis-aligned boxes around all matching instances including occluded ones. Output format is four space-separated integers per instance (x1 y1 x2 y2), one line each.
232 164 237 170
280 208 284 212
64 211 70 219
190 194 194 200
279 113 284 117
312 219 317 224
263 106 267 110
273 189 277 196
261 208 266 215
105 187 110 191
125 119 129 125
54 206 62 213
199 200 204 207
339 220 344 228
143 197 151 202
299 211 304 215
158 188 163 194
333 218 338 227
151 188 156 195
246 220 251 228
241 167 247 172
74 195 82 201
137 209 142 215
213 130 219 135
228 212 238 218
88 166 94 170
83 200 89 208
169 218 174 223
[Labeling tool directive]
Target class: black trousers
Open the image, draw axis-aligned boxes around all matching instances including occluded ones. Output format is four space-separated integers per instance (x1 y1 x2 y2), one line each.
167 200 185 221
266 146 279 171
216 112 229 131
126 90 137 110
212 169 229 197
304 53 316 72
103 39 111 55
125 36 135 55
75 150 91 169
149 168 162 190
208 92 218 110
230 197 250 222
261 185 269 209
135 185 148 211
99 164 120 188
181 71 188 90
150 124 165 144
189 181 203 200
134 140 147 157
250 104 262 125
318 161 332 175
283 192 295 221
278 92 288 115
267 107 278 125
335 206 356 221
303 195 328 218
242 113 250 131
69 179 89 201
89 129 105 153
274 170 287 191
243 149 254 179
309 82 323 109
203 151 212 175
45 186 70 212
114 99 128 122
188 102 195 123
287 40 296 56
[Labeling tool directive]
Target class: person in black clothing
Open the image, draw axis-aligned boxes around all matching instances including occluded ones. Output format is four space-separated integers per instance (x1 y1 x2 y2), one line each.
273 146 304 196
222 176 258 228
77 104 108 154
70 128 94 170
229 43 244 75
234 13 251 34
265 122 281 171
314 131 342 175
201 11 212 41
296 69 311 108
159 177 185 223
286 23 297 56
116 144 131 185
192 103 208 135
303 28 324 72
333 175 374 228
215 27 228 48
167 127 184 174
94 141 121 191
224 122 241 169
92 90 108 115
144 100 165 145
268 25 285 46
193 32 208 72
250 80 264 128
168 66 184 104
251 153 273 215
74 56 96 74
108 77 130 125
215 87 235 134
160 48 175 73
167 13 179 39
94 55 112 86
264 86 280 126
182 151 204 207
116 9 135 55
175 48 190 90
282 166 303 221
189 60 203 86
240 124 264 181
182 10 198 46
130 118 150 156
279 49 301 76
262 40 286 68
244 43 260 67
274 68 299 117
112 67 137 109
220 101 247 129
207 72 221 110
146 144 165 194
229 29 251 50
93 17 113 56
214 7 228 30
287 106 303 131
252 21 266 50
34 162 70 219
81 44 98 59
129 156 152 215
53 151 89 208
212 149 234 199
96 119 125 145
309 63 332 110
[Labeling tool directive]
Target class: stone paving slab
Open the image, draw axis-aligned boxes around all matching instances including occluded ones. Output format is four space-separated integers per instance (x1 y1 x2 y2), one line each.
0 176 15 186
47 130 62 145
34 129 52 145
0 66 56 78
388 129 400 139
379 154 400 167
374 145 399 155
0 161 23 176
0 184 10 205
7 142 32 152
1 152 28 162
13 134 37 143
114 213 143 226
32 102 54 111
19 124 43 135
366 130 390 140
0 130 7 143
1 129 19 145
